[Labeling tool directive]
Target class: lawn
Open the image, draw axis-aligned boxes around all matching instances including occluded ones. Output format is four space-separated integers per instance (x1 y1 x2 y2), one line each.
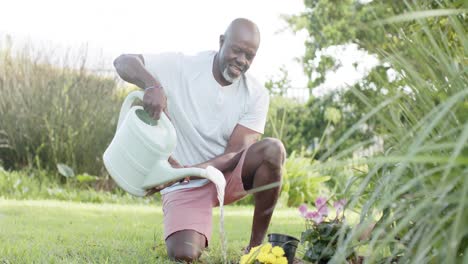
0 199 304 263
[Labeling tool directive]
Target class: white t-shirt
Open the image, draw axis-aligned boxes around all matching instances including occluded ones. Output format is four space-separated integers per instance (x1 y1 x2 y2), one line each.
143 51 269 194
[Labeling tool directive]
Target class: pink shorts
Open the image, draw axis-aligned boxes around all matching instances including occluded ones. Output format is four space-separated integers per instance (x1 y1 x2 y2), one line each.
161 150 248 245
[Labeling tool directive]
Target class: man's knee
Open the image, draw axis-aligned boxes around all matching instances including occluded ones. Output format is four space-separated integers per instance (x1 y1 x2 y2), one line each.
259 137 286 169
166 230 206 262
242 138 286 190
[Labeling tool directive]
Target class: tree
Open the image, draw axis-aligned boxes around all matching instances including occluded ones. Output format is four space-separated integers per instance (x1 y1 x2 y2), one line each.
285 1 467 262
287 0 465 94
283 0 466 155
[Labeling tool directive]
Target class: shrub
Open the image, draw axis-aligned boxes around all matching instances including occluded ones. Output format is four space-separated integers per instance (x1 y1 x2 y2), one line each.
311 5 468 263
0 167 157 204
0 41 121 178
281 152 330 207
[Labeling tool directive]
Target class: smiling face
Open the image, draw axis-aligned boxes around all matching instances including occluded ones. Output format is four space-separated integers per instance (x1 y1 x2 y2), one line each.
216 19 260 84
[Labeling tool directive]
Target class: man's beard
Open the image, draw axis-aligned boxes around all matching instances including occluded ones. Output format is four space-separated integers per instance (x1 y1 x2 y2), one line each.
222 67 242 83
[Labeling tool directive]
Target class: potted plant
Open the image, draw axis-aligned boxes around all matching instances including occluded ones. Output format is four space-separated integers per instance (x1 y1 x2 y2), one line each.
298 197 357 263
267 233 300 264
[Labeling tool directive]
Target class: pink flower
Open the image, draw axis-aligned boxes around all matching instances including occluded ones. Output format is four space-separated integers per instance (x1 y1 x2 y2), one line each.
333 199 347 216
318 204 329 216
298 204 308 217
315 197 327 208
315 196 329 217
305 211 323 224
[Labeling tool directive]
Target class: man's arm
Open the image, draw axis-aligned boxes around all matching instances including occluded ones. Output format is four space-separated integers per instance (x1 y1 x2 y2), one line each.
113 54 159 89
113 54 167 120
145 124 259 195
190 124 261 173
114 54 186 196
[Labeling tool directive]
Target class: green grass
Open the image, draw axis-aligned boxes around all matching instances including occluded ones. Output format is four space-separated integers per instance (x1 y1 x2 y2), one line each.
0 199 304 263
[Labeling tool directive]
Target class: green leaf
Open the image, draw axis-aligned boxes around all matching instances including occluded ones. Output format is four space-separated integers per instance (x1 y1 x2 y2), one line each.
76 174 98 183
301 229 319 243
56 163 75 178
309 175 331 183
303 247 320 262
376 9 467 25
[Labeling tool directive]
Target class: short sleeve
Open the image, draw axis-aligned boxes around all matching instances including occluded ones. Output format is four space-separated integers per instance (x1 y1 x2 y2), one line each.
238 89 270 134
142 52 183 98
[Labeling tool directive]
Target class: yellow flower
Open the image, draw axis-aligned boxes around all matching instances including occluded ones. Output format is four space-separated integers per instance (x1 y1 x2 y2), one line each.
260 243 272 253
276 256 288 264
256 252 268 263
271 246 285 257
265 253 276 263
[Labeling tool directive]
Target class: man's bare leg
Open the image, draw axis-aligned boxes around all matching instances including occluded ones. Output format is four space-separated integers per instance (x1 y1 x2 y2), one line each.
164 137 285 260
241 138 286 248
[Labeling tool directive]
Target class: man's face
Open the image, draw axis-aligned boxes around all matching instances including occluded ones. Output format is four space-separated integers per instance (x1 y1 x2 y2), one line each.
218 33 259 83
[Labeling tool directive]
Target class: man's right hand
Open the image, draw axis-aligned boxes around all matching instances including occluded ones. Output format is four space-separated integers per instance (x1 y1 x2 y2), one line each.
143 86 168 120
113 54 168 120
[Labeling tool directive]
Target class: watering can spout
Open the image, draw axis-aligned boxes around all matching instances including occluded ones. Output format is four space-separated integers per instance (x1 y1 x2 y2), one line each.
174 168 206 179
169 167 208 181
141 161 207 190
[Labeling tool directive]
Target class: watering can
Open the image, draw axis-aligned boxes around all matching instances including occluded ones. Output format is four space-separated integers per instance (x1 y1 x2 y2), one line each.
103 90 224 197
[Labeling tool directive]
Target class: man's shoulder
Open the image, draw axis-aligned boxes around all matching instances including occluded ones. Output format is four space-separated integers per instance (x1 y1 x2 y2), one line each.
143 51 213 64
143 51 183 62
182 50 215 63
175 50 215 72
243 73 268 97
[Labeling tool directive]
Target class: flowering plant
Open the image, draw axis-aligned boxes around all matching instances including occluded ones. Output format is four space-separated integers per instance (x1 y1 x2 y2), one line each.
240 243 288 264
298 197 351 263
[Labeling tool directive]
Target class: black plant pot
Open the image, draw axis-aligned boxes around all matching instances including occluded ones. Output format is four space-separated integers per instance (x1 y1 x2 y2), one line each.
267 233 300 264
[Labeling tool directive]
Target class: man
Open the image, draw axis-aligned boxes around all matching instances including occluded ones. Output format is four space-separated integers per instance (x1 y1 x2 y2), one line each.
113 18 285 262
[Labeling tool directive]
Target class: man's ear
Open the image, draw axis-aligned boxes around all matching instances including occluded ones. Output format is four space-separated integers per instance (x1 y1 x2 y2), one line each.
219 34 225 49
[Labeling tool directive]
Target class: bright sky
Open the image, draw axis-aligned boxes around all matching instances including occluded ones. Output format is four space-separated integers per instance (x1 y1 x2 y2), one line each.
0 0 378 97
0 0 308 86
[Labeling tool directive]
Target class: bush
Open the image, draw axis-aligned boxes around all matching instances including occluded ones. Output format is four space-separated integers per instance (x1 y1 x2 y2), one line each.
263 96 304 152
0 167 158 204
234 151 331 207
281 152 330 207
0 41 122 178
309 5 468 263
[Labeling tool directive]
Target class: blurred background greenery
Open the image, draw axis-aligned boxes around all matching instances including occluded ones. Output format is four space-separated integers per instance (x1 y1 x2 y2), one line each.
1 0 466 263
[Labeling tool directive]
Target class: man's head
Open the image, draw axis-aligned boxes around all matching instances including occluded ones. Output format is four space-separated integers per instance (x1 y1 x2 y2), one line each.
216 18 260 84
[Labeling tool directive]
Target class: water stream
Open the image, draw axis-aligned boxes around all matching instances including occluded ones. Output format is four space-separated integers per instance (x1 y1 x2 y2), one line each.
205 166 228 264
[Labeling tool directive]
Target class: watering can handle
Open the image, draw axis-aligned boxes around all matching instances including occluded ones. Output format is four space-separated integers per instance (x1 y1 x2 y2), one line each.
116 90 172 130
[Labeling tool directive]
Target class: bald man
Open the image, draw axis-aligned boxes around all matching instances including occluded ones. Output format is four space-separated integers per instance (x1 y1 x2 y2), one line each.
114 18 285 262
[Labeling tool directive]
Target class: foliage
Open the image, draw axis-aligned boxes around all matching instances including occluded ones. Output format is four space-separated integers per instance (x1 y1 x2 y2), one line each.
282 0 467 161
0 167 157 204
289 1 467 263
264 94 373 159
281 152 330 207
263 96 302 150
298 198 353 263
234 151 331 207
265 66 292 97
0 40 122 178
286 0 465 92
